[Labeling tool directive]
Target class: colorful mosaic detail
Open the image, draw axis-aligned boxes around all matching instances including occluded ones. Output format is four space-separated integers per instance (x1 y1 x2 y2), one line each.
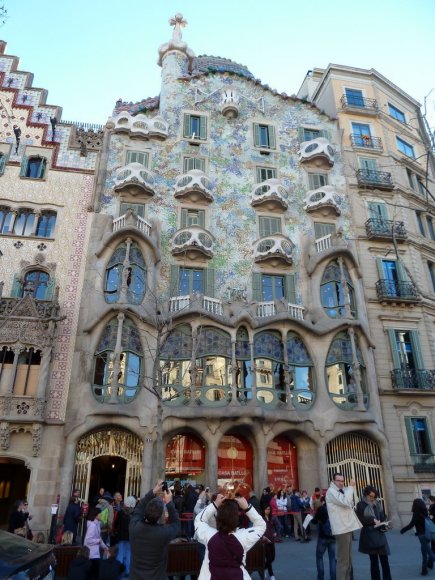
254 332 283 360
287 333 313 366
161 325 193 360
196 327 232 358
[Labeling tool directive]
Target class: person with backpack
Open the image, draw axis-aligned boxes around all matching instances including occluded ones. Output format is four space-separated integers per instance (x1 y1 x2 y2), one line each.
356 486 391 580
312 496 336 580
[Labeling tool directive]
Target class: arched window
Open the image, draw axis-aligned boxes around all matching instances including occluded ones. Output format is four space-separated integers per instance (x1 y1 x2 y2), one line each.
287 332 315 409
21 270 50 299
235 327 252 402
13 209 35 236
160 324 193 405
195 327 232 406
326 331 368 409
93 317 143 403
254 331 286 407
20 156 47 179
104 242 146 304
321 260 356 318
35 211 56 237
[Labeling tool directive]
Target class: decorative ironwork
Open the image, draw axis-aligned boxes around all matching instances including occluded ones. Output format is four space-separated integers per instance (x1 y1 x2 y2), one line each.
365 218 407 239
340 94 379 112
350 134 383 150
356 169 394 189
376 279 419 301
391 368 435 390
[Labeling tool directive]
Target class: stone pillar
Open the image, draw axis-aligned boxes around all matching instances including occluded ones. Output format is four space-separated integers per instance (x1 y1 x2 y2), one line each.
59 441 77 511
119 237 132 303
317 437 330 491
379 443 401 527
3 347 20 396
31 209 41 236
255 434 268 492
141 436 154 496
36 345 52 399
249 341 256 405
206 435 218 489
109 312 125 403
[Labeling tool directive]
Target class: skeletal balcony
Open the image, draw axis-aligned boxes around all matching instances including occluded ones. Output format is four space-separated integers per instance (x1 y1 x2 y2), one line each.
111 111 168 140
251 178 288 212
253 235 294 266
171 226 214 260
114 163 155 197
174 169 214 203
304 186 342 216
298 138 335 168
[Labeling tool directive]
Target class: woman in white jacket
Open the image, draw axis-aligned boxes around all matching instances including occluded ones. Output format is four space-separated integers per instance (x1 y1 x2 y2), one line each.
194 493 266 580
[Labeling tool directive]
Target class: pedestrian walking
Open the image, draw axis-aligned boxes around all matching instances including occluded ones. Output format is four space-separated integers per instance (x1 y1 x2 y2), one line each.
114 495 136 577
401 498 435 576
84 507 109 580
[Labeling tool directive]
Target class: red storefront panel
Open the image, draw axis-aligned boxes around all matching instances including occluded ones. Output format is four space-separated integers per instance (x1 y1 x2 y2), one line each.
218 435 253 497
165 434 205 478
267 436 298 491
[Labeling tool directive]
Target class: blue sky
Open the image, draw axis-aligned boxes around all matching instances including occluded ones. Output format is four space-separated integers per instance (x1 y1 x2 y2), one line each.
2 0 435 129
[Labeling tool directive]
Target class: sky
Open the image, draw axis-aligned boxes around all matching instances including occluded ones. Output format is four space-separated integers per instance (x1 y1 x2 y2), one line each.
2 0 435 130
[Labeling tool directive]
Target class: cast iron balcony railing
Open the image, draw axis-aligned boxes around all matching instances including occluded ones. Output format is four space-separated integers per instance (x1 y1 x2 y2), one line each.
391 368 435 391
341 94 379 113
350 134 383 150
412 455 435 473
356 169 394 190
376 279 419 302
365 218 407 240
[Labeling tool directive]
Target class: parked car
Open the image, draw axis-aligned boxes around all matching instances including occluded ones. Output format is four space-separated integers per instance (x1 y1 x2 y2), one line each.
0 530 56 579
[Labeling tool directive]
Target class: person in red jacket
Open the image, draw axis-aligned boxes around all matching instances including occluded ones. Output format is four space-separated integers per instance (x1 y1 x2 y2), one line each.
269 492 283 539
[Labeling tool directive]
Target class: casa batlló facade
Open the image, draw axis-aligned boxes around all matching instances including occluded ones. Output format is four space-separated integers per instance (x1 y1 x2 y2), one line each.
0 16 433 531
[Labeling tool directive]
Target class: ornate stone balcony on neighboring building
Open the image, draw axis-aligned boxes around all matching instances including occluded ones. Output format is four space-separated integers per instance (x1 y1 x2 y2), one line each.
112 209 152 238
251 178 288 211
340 94 379 115
114 163 155 197
356 169 394 190
304 186 342 216
0 296 60 319
111 111 169 140
298 138 335 167
0 395 46 421
391 368 435 391
253 235 294 266
376 279 420 304
174 169 214 203
171 226 214 259
350 134 383 151
365 218 407 241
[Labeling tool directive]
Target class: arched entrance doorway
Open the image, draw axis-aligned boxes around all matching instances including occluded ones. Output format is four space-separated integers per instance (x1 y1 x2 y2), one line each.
0 457 30 527
165 433 206 486
267 436 298 490
326 432 384 504
72 427 143 502
218 434 253 497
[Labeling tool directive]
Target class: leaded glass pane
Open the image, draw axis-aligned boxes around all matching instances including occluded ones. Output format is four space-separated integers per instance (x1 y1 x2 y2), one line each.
196 328 232 358
254 332 283 361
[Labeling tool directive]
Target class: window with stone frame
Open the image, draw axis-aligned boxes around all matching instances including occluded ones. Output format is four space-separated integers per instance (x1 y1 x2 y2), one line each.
104 242 146 304
20 156 47 179
0 346 41 396
320 260 356 318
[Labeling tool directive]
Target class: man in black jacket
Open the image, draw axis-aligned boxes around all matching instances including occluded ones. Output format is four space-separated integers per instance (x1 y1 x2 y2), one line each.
129 480 180 580
312 496 336 580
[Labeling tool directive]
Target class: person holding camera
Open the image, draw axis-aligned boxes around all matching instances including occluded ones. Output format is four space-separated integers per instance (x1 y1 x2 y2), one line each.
129 480 180 580
194 493 266 579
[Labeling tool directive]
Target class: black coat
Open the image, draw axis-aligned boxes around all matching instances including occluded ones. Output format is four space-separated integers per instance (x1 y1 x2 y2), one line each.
356 498 390 556
64 501 81 536
67 556 92 580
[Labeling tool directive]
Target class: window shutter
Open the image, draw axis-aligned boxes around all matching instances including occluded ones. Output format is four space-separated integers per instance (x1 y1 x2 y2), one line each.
45 275 55 300
170 265 180 297
253 124 261 147
183 114 191 138
359 158 378 171
404 417 417 456
314 222 336 238
10 274 23 297
199 116 207 140
0 154 6 175
298 127 306 142
268 126 276 149
256 167 263 182
204 268 215 298
396 260 408 283
251 272 262 301
387 329 401 369
285 274 296 304
409 331 424 369
20 156 28 177
37 159 46 179
198 210 205 228
180 209 188 229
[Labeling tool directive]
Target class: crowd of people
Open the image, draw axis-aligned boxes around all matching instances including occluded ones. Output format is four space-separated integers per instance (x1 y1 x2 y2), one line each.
9 476 435 579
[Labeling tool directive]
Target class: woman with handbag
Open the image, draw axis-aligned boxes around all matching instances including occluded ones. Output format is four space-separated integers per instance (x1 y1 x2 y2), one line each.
401 498 435 576
356 486 392 580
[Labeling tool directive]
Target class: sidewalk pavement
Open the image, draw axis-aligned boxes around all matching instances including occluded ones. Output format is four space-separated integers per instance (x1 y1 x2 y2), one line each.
266 528 426 580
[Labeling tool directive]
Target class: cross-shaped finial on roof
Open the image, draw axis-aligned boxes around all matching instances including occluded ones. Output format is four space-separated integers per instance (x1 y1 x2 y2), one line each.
169 13 187 42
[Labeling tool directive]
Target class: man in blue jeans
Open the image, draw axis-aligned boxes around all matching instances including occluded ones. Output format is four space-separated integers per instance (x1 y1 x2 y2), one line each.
312 496 336 580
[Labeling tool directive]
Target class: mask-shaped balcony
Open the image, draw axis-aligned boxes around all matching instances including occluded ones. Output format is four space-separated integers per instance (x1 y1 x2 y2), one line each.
220 89 239 119
174 169 214 203
253 235 294 266
298 138 335 168
114 163 155 197
171 226 214 260
365 218 407 241
304 186 342 216
251 178 289 212
111 111 168 140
